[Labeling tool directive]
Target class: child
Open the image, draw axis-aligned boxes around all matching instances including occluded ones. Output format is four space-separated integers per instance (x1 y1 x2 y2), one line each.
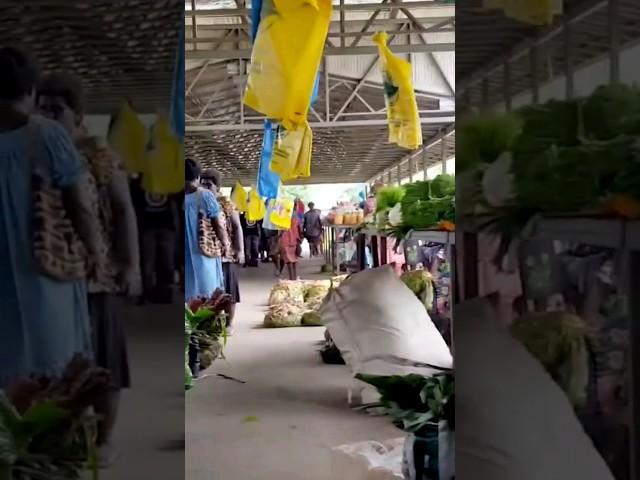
279 214 302 280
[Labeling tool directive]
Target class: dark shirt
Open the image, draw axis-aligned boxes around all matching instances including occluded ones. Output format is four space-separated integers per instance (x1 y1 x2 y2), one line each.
240 214 260 237
130 177 178 231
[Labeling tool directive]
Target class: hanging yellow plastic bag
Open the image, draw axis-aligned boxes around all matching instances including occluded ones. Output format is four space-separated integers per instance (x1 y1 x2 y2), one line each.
108 102 149 174
246 188 266 221
269 196 294 229
231 181 248 212
482 0 561 25
293 123 312 178
244 0 332 131
143 116 183 194
373 32 422 151
271 124 305 180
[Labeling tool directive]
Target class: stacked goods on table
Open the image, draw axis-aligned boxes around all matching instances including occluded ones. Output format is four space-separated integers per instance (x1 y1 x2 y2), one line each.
458 84 640 243
264 278 343 328
372 174 455 240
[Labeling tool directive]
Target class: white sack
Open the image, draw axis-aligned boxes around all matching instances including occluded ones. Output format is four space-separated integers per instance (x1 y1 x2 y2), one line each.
330 438 405 480
455 297 615 480
319 265 453 376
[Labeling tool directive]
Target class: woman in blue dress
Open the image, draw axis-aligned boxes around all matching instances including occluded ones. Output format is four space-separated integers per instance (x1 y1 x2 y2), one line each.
184 159 229 301
0 46 102 387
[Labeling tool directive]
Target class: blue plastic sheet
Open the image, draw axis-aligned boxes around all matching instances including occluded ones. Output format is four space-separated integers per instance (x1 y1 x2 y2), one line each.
251 0 263 41
257 120 280 200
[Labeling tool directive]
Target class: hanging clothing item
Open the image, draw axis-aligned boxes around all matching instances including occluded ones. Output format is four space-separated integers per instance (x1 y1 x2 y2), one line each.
143 117 183 194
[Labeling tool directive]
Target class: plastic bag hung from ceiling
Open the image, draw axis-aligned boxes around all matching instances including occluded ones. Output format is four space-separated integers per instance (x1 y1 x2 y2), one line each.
244 0 332 131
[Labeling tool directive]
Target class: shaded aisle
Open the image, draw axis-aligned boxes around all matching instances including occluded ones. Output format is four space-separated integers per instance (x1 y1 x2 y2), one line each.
185 258 399 480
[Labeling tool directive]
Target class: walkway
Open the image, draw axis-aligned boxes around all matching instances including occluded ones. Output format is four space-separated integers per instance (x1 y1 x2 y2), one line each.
185 258 399 480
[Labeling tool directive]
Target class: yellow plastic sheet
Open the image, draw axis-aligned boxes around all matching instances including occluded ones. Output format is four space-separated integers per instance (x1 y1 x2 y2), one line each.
372 32 422 151
108 102 148 174
269 196 294 229
244 0 332 131
246 188 266 221
270 122 312 181
231 181 248 212
143 116 183 194
483 0 562 25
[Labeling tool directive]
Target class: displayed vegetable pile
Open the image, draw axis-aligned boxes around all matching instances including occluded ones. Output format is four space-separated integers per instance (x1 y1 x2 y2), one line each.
510 311 590 407
356 372 454 435
185 290 231 388
400 270 435 311
1 354 109 479
373 174 455 239
264 280 332 328
459 84 640 241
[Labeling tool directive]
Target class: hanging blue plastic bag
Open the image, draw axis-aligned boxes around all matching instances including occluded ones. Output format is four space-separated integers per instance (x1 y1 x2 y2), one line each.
310 72 320 105
251 0 263 41
257 120 280 199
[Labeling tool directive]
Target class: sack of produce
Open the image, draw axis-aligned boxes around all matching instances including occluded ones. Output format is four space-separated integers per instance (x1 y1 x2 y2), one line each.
454 297 615 480
268 280 305 306
301 311 323 326
264 303 304 327
330 438 405 480
319 266 452 378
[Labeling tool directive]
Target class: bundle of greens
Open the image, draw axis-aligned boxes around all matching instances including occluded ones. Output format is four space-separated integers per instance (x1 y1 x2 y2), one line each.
186 289 231 378
1 354 109 480
400 270 434 310
457 111 522 173
355 373 454 435
510 311 590 407
375 185 406 212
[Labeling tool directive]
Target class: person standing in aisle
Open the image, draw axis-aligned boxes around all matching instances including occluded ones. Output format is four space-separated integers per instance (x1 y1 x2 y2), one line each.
128 174 179 304
201 169 244 335
184 159 229 300
304 201 323 257
0 47 100 389
240 212 261 267
279 213 303 280
37 71 141 464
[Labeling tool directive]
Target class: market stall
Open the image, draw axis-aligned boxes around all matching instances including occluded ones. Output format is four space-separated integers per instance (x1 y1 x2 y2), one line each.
457 2 640 478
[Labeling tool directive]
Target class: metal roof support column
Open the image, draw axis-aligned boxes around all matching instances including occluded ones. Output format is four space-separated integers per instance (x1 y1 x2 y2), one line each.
408 155 414 183
529 41 539 104
481 77 489 109
422 144 429 179
609 0 620 84
191 0 198 50
396 164 401 185
440 132 446 174
563 17 574 99
503 56 512 111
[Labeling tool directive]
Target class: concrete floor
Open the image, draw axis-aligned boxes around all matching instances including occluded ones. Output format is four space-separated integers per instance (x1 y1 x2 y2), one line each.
185 257 399 480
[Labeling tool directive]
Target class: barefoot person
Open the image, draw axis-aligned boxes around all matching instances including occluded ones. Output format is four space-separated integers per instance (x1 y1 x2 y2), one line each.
279 213 302 280
303 202 323 257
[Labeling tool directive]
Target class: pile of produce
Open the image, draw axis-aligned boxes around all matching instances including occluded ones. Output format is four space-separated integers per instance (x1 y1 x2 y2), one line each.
1 354 110 479
510 311 590 407
373 175 455 239
264 280 331 328
459 84 640 242
185 289 231 386
400 270 435 310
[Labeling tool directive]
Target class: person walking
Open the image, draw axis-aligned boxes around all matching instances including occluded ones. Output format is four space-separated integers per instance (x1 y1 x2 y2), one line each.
201 169 244 334
37 71 141 464
0 47 100 388
279 213 302 280
240 212 261 267
304 201 323 257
